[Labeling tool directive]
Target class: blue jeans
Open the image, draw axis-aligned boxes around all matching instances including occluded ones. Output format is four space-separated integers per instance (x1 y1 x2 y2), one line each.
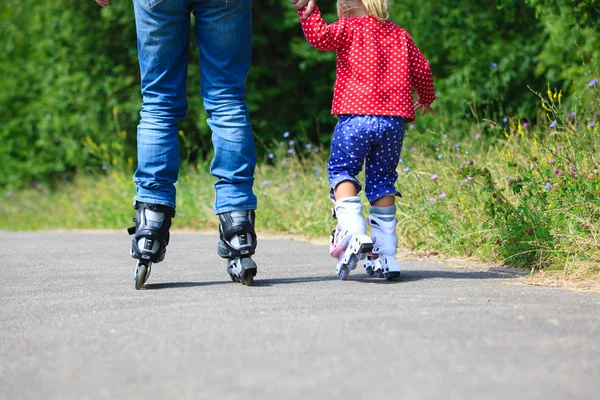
328 115 405 204
132 0 257 214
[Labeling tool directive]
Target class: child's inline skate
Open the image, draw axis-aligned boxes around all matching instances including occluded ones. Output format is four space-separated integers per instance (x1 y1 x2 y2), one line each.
127 201 175 290
330 196 374 280
365 205 401 280
217 210 258 286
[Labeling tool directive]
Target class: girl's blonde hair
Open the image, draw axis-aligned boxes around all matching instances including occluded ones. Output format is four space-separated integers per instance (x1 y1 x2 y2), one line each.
338 0 390 21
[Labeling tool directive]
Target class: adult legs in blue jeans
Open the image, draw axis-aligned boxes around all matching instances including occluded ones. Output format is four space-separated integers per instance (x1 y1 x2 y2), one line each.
128 0 258 288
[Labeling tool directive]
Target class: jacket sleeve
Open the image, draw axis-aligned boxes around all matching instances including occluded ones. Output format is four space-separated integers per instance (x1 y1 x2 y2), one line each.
406 33 435 105
298 5 350 51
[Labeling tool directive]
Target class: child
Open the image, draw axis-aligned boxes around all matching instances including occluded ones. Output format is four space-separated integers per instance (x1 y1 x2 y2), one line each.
296 0 436 280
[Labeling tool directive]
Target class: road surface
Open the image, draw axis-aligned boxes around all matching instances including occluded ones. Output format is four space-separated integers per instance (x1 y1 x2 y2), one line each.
1 231 599 399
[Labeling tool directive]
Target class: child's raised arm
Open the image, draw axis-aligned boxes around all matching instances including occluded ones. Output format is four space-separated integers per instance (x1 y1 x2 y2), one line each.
406 34 436 114
297 4 350 51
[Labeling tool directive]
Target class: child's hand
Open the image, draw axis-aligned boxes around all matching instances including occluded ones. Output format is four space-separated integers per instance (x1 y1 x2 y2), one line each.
95 0 110 6
290 0 317 19
414 102 436 116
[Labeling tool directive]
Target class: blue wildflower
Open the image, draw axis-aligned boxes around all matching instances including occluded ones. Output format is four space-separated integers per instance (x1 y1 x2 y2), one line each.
503 117 508 123
403 167 410 173
268 153 274 159
588 79 598 87
590 121 596 128
491 62 498 68
283 131 290 138
289 140 295 146
305 143 312 149
550 120 557 128
544 182 551 190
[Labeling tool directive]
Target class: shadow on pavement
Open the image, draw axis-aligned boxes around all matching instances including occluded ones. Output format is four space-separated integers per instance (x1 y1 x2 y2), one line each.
399 268 522 283
141 268 520 289
142 280 231 290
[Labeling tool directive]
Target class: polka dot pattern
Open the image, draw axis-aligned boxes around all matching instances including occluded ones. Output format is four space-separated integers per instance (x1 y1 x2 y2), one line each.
328 115 405 204
298 5 435 122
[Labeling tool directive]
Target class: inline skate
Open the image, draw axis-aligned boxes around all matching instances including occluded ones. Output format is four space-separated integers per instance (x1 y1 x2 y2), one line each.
329 197 373 280
364 205 401 280
127 201 175 290
217 210 258 286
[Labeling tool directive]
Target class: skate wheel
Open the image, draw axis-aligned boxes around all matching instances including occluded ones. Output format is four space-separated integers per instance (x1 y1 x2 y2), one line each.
134 261 150 290
365 266 375 277
384 271 401 281
229 273 239 283
338 266 349 280
242 269 255 286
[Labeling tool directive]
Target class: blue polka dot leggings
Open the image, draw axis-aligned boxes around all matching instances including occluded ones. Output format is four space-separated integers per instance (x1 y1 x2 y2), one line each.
328 115 405 204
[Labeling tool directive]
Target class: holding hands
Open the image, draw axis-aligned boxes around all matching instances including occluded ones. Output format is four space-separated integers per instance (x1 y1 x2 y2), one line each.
290 0 317 19
414 102 436 117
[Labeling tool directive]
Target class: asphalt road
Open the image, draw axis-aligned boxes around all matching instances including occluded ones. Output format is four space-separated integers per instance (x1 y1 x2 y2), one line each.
1 231 599 400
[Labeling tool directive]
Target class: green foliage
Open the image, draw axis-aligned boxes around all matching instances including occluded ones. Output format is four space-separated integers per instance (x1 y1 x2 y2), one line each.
1 0 600 191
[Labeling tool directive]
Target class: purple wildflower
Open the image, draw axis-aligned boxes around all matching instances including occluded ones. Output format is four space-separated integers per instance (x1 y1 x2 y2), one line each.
567 112 576 119
474 133 481 140
588 78 598 87
439 192 447 199
549 158 555 164
589 121 596 128
430 174 438 180
410 146 416 152
507 178 514 184
522 122 530 128
556 145 564 151
454 143 460 150
427 197 437 203
262 180 270 186
409 124 416 129
281 183 291 190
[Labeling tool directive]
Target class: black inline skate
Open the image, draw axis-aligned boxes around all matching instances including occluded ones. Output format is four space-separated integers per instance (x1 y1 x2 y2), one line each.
217 210 257 286
127 201 175 290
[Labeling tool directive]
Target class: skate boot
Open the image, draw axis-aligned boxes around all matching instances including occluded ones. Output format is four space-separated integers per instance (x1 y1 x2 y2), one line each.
217 210 258 286
127 201 175 290
365 205 401 280
329 197 373 280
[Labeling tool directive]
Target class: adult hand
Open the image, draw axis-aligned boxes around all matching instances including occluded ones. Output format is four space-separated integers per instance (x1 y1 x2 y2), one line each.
95 0 110 7
290 0 317 19
414 102 437 117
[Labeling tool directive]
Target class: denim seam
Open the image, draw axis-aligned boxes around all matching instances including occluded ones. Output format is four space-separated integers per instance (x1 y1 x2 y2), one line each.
133 196 176 210
140 0 166 10
214 205 257 215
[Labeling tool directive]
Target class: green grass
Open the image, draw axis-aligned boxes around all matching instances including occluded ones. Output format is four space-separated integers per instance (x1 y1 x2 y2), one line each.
2 85 600 281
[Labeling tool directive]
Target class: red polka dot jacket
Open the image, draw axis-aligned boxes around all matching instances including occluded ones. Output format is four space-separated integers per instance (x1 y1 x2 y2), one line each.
298 5 436 122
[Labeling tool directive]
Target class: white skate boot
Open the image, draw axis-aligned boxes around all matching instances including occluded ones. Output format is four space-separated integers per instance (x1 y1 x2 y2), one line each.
329 197 373 280
365 205 401 280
